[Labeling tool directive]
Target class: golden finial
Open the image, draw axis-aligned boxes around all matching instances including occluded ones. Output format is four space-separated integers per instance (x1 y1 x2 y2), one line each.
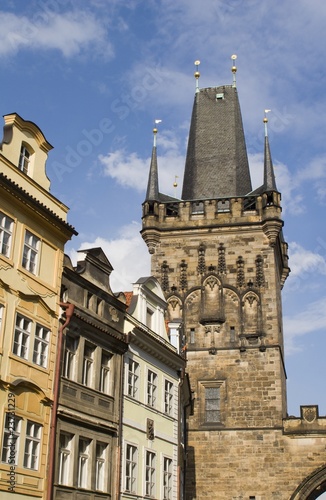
173 175 179 197
153 120 162 146
231 54 237 87
264 110 271 136
194 60 200 93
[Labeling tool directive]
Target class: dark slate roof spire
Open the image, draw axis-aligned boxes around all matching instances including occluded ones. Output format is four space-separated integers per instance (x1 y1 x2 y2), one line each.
181 58 252 200
145 125 160 201
263 111 277 191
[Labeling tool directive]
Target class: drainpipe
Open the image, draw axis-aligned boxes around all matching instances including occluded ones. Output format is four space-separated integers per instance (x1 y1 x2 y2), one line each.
47 302 75 500
117 333 130 499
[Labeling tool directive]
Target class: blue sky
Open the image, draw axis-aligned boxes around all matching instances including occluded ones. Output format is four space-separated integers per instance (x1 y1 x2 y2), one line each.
1 0 326 419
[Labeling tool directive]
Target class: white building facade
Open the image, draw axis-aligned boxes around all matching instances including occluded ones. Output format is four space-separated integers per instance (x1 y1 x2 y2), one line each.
121 277 186 500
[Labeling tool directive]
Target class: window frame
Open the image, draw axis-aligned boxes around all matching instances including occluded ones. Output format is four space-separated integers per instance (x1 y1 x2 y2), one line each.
0 211 14 259
164 380 174 416
199 380 224 426
13 313 51 368
18 144 32 174
145 450 156 497
1 413 22 466
82 342 95 387
58 432 74 486
77 437 91 489
23 421 42 470
99 351 111 394
22 229 40 275
127 359 139 399
163 456 173 500
13 314 31 360
1 415 42 471
63 334 79 380
147 369 157 408
33 324 50 368
95 442 108 492
125 443 137 493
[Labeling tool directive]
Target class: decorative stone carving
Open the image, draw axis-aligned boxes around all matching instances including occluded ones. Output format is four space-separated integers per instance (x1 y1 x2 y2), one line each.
255 255 265 287
197 243 206 275
161 260 169 292
218 243 227 274
237 256 245 288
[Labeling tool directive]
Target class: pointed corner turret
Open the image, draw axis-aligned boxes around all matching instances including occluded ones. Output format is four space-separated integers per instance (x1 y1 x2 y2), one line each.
145 126 160 202
263 112 277 192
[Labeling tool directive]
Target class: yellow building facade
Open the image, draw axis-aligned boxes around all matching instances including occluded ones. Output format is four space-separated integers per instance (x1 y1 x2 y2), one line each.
0 114 76 499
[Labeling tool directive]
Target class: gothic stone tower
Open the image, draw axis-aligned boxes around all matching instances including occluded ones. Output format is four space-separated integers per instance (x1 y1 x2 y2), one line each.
141 64 326 499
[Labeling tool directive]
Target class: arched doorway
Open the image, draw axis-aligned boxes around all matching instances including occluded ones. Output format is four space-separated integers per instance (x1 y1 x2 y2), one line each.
290 465 326 499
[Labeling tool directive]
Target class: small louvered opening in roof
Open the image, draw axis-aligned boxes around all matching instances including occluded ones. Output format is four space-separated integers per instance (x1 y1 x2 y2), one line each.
216 93 224 100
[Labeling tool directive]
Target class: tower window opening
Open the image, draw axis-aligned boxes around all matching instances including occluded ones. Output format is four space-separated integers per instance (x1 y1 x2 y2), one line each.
166 203 179 217
243 197 256 211
217 200 230 213
147 202 155 215
191 201 204 214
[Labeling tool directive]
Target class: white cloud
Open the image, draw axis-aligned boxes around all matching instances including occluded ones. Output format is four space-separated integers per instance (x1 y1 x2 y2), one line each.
0 10 113 58
70 221 151 292
284 296 326 354
287 242 326 277
99 129 186 196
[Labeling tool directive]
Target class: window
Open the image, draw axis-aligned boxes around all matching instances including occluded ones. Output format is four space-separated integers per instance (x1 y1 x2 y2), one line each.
63 335 78 379
96 297 103 315
125 444 137 493
13 314 51 367
164 380 173 415
22 230 40 274
18 144 31 174
1 415 41 470
191 201 204 214
128 359 139 399
99 351 111 394
58 433 73 486
217 199 230 212
23 421 42 469
95 442 107 491
13 314 31 360
0 212 14 258
205 386 221 423
146 308 154 329
163 457 172 500
33 324 50 368
145 451 155 497
1 413 21 465
147 370 157 407
77 438 91 489
85 291 92 309
82 342 95 387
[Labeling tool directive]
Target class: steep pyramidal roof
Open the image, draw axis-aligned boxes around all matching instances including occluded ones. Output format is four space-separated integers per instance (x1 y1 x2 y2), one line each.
181 85 252 200
263 133 277 192
144 67 279 204
146 143 159 201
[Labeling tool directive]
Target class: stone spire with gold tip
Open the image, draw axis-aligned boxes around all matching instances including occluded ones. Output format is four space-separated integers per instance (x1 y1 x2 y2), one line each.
263 110 277 192
145 122 160 201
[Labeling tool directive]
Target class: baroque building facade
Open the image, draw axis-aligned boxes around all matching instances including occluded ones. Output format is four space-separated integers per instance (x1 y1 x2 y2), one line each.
0 114 76 499
141 66 326 499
